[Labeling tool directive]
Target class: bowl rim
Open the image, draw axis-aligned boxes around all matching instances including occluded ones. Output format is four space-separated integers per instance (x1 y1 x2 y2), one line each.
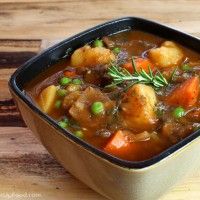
9 16 200 169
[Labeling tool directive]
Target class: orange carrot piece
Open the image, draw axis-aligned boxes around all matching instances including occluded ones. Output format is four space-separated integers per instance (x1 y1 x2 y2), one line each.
64 70 76 78
104 130 137 158
122 62 133 73
166 76 199 108
123 58 154 73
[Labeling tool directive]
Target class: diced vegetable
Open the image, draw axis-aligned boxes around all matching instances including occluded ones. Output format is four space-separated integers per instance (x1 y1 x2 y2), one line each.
172 107 185 118
166 76 199 107
119 84 157 131
64 70 76 78
91 101 105 115
70 45 115 68
148 41 184 68
59 77 72 86
104 130 137 158
122 58 154 73
37 85 57 114
93 39 104 47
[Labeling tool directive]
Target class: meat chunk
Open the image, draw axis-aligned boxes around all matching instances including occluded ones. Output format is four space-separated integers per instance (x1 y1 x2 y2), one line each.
162 122 193 143
71 45 115 68
119 84 157 132
62 91 81 110
37 85 57 114
69 87 115 131
148 41 184 68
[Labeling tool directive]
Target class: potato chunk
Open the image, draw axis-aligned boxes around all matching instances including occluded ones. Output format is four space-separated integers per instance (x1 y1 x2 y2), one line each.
37 85 57 114
119 84 157 132
148 41 184 68
71 45 115 68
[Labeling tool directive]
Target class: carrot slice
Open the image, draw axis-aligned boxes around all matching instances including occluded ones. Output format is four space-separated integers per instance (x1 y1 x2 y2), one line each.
104 130 138 158
166 76 199 108
123 58 154 73
64 70 76 78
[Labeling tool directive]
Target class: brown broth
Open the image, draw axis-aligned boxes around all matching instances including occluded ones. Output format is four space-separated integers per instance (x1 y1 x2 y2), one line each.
25 30 200 161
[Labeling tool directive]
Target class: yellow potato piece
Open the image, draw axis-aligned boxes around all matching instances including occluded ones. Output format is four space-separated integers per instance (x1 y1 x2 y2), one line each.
71 45 115 68
148 41 184 68
37 85 57 114
120 84 157 132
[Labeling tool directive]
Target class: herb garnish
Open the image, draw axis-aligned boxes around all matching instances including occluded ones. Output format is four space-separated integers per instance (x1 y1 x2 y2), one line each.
107 57 168 90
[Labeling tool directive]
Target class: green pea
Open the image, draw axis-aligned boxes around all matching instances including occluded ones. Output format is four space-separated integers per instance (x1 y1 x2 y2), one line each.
182 64 191 71
59 77 72 86
91 101 104 115
172 107 185 118
57 89 67 97
74 130 84 139
112 47 121 54
58 120 68 129
93 39 104 47
55 100 62 109
72 78 82 85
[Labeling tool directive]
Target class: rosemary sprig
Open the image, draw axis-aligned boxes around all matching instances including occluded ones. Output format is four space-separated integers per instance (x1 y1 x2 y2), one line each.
107 57 168 89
